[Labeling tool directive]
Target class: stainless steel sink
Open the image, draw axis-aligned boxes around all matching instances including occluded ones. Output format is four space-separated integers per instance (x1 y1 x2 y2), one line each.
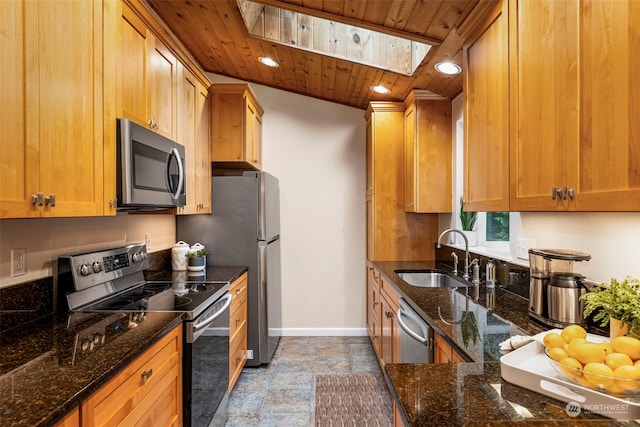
395 270 470 288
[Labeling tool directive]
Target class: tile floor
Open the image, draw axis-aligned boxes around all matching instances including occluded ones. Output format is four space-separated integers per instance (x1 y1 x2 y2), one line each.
225 336 385 427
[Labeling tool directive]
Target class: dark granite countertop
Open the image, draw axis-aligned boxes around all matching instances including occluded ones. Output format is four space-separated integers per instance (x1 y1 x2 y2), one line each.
0 265 246 427
371 260 634 426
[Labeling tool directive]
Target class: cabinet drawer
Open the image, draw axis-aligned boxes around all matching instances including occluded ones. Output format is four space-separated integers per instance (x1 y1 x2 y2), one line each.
229 288 247 342
229 321 247 392
82 327 181 427
380 276 400 306
230 272 248 300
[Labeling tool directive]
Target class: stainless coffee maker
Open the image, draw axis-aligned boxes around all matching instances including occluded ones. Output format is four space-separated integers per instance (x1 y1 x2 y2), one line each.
528 249 591 327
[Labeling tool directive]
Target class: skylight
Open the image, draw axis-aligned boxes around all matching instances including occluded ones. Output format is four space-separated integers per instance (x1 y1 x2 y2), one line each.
237 0 432 76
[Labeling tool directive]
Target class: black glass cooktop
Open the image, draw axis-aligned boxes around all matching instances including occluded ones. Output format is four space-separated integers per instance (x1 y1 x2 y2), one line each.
80 281 229 319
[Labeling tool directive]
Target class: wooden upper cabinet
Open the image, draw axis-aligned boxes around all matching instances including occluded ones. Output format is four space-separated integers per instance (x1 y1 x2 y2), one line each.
177 63 211 215
211 84 264 170
572 0 640 210
365 103 437 261
509 0 579 211
195 83 212 213
462 0 510 212
403 92 452 213
118 2 177 140
510 0 640 211
0 0 106 218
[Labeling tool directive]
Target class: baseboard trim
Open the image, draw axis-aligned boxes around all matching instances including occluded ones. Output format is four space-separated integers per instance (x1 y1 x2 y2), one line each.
275 328 368 337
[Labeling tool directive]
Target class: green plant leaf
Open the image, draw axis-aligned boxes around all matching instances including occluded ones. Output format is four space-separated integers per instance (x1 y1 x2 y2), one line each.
581 277 640 338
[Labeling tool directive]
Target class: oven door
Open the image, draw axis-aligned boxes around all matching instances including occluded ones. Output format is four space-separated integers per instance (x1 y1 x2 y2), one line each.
183 293 232 427
117 118 186 210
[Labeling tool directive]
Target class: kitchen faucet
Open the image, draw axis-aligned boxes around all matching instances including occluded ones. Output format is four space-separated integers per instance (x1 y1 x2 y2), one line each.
437 229 470 280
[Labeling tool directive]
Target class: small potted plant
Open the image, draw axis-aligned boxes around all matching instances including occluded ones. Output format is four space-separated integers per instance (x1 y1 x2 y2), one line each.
186 246 207 271
582 277 640 338
459 196 478 246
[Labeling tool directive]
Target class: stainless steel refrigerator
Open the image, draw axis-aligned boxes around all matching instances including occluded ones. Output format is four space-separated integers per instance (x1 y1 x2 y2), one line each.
177 171 282 366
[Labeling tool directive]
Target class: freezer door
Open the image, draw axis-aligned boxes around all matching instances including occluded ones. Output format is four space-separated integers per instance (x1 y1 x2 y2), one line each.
255 171 280 241
258 237 282 364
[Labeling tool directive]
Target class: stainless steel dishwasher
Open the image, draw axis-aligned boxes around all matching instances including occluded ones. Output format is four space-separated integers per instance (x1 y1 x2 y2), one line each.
397 298 433 363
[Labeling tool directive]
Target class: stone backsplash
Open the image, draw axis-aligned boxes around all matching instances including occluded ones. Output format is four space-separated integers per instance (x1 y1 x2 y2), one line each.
435 245 530 300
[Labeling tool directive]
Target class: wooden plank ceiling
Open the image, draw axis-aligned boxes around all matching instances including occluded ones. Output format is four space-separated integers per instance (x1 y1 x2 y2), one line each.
147 0 498 110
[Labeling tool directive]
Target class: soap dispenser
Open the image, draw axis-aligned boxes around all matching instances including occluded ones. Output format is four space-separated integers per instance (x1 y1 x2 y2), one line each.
486 259 496 288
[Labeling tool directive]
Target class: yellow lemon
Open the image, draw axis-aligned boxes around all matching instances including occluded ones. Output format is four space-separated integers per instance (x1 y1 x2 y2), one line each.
561 325 587 343
575 375 595 389
559 357 583 378
547 347 569 362
611 336 640 360
614 365 640 391
596 342 614 355
634 359 640 368
605 352 633 370
567 338 587 359
605 381 627 395
583 363 615 388
574 342 607 365
543 332 565 349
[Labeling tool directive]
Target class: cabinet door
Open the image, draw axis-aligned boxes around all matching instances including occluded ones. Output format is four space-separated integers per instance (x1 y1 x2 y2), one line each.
0 0 38 218
463 0 509 212
148 36 177 139
245 95 261 170
572 0 640 210
195 83 211 213
404 103 417 212
407 98 452 213
177 63 198 215
119 3 150 128
37 0 104 217
509 0 579 211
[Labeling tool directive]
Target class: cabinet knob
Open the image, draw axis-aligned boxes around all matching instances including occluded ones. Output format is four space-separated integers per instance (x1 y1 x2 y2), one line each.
141 369 153 382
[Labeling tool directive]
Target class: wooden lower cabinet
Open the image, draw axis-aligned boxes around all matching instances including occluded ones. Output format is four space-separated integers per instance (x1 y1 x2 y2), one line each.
367 263 401 367
434 333 464 364
229 272 248 392
81 325 182 427
54 408 80 427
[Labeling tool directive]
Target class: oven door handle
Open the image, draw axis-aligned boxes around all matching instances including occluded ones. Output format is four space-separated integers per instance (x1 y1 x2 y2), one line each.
192 293 232 332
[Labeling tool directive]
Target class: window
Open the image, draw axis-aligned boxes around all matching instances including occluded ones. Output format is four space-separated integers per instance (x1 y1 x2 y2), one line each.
486 212 509 241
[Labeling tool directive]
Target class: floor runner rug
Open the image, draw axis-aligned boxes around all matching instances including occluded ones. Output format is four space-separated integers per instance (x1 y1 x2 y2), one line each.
315 373 393 427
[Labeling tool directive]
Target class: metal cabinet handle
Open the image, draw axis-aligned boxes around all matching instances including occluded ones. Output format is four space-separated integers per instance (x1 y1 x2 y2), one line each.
141 369 153 382
567 188 574 199
551 186 558 200
44 194 56 207
31 193 44 206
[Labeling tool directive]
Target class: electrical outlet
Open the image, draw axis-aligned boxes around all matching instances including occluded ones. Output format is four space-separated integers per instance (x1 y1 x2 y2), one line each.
246 350 254 360
516 238 536 260
145 233 151 251
11 248 26 277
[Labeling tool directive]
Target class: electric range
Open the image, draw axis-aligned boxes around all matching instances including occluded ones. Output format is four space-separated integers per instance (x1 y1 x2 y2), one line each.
57 243 232 427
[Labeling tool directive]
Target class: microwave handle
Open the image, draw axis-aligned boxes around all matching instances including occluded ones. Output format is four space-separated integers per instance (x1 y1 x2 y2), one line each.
169 147 184 201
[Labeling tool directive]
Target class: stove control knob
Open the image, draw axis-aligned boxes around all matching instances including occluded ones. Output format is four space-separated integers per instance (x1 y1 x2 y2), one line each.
132 252 146 263
92 262 102 273
79 264 91 276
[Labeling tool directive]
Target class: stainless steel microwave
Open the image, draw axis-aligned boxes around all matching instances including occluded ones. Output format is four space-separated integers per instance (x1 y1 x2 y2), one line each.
116 118 186 210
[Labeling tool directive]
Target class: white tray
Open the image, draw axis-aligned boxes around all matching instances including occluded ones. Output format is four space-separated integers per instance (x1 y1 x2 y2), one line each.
500 329 640 420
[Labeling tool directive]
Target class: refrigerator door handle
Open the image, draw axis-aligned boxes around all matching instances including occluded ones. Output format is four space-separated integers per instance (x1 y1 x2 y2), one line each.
258 173 266 241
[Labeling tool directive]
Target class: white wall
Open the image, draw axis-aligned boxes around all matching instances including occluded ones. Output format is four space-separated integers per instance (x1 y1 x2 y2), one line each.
0 214 176 287
208 74 367 333
444 93 640 284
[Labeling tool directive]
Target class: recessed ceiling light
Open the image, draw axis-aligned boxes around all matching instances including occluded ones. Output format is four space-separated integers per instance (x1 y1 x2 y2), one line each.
370 85 390 94
258 56 279 67
434 61 462 75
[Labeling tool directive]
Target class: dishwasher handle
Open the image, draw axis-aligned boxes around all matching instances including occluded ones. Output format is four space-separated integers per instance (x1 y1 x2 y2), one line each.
397 306 430 346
